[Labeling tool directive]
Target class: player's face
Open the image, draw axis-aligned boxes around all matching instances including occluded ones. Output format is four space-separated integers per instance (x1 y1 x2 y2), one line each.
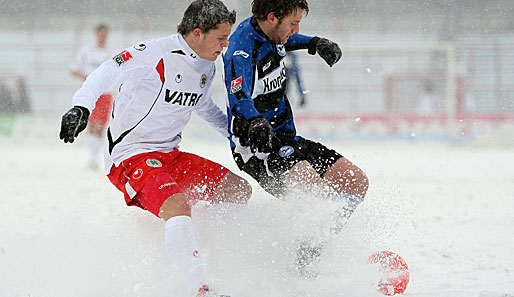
198 23 232 61
270 9 303 44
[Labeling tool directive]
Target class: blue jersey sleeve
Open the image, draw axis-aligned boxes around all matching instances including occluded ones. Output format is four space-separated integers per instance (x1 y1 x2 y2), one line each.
285 33 314 51
223 53 261 121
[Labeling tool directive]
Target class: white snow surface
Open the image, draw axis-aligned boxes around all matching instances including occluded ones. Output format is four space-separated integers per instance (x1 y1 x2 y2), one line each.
1 122 514 297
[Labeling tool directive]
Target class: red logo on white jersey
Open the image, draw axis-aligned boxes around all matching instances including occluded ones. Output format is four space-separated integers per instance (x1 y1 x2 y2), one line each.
113 50 133 66
230 76 242 94
193 250 199 258
120 50 132 61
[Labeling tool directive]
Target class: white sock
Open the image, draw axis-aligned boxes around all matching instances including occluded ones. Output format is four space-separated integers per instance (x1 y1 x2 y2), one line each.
87 136 102 164
165 216 207 296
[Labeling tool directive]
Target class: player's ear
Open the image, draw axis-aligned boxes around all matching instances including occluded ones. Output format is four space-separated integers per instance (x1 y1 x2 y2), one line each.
267 12 278 25
192 28 203 40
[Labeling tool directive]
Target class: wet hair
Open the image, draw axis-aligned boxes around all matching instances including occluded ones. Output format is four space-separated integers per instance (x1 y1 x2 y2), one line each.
95 23 109 32
252 0 309 21
177 0 236 35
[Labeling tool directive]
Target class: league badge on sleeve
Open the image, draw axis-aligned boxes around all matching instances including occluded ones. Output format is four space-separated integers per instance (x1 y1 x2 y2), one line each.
230 76 242 94
113 50 133 66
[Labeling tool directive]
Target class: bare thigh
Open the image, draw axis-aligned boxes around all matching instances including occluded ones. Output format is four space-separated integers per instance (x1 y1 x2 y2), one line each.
323 157 369 198
211 171 252 204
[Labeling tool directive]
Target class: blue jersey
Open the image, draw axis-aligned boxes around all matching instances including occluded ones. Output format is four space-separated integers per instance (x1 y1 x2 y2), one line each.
223 17 313 149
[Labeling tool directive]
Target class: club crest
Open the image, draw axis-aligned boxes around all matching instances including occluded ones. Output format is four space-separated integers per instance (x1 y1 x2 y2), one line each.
200 74 207 88
277 45 286 57
279 145 294 157
146 159 162 168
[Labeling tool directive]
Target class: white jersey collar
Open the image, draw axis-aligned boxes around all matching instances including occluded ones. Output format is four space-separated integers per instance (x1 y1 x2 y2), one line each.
177 34 212 66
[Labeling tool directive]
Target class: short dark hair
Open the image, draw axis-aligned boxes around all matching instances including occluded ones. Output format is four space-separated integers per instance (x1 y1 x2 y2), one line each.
177 0 236 35
252 0 309 21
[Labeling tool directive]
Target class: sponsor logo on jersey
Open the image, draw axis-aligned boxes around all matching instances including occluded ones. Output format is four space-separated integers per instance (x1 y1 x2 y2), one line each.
230 76 242 94
263 66 286 93
277 44 286 57
278 145 295 157
132 168 143 179
146 159 162 168
193 250 199 258
165 89 203 106
113 50 133 66
134 43 146 51
175 74 182 83
233 50 249 58
158 182 177 190
200 74 207 88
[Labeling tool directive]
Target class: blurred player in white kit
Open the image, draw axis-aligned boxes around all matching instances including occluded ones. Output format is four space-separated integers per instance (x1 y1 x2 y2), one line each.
70 23 115 169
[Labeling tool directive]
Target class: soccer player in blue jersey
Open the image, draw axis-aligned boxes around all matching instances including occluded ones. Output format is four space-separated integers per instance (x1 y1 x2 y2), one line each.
223 0 368 203
223 0 369 277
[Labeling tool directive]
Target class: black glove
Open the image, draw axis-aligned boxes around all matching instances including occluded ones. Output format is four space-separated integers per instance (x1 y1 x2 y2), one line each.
308 37 342 67
247 116 275 154
59 106 90 143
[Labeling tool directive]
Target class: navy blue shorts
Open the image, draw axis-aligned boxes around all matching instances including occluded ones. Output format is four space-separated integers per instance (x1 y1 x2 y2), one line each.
232 136 342 196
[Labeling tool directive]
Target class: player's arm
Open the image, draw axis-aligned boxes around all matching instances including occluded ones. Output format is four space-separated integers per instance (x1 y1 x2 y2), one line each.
70 70 87 81
194 81 230 138
225 54 260 123
285 33 343 67
60 47 151 143
69 50 88 81
224 54 275 153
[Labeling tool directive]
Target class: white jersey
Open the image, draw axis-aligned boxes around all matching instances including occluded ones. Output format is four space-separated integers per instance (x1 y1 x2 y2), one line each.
71 34 229 174
70 43 115 77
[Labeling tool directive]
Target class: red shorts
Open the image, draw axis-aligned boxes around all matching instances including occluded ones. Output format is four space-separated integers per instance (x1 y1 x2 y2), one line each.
89 93 113 125
107 150 229 217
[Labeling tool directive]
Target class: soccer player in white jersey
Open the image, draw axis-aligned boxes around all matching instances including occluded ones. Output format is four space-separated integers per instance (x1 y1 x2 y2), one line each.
60 1 250 296
70 23 115 169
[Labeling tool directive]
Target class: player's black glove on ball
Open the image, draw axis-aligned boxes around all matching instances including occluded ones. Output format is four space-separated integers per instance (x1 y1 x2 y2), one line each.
308 37 342 67
248 116 275 154
59 106 90 143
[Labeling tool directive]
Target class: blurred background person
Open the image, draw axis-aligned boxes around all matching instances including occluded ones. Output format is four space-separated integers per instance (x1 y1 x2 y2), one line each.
285 51 309 107
0 79 14 113
70 23 115 169
417 80 444 115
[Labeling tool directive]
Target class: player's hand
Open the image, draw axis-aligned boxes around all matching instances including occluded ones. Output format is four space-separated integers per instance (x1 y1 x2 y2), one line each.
308 37 342 67
59 106 90 143
247 116 275 154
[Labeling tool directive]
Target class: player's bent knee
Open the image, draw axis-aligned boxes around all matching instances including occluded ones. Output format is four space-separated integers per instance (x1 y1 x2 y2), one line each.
158 193 191 221
327 157 369 198
358 170 370 198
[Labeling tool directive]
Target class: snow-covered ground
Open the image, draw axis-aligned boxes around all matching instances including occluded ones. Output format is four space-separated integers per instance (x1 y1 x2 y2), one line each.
1 115 514 297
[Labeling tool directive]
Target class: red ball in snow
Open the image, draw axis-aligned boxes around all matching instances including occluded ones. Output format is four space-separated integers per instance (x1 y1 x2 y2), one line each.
368 251 410 295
